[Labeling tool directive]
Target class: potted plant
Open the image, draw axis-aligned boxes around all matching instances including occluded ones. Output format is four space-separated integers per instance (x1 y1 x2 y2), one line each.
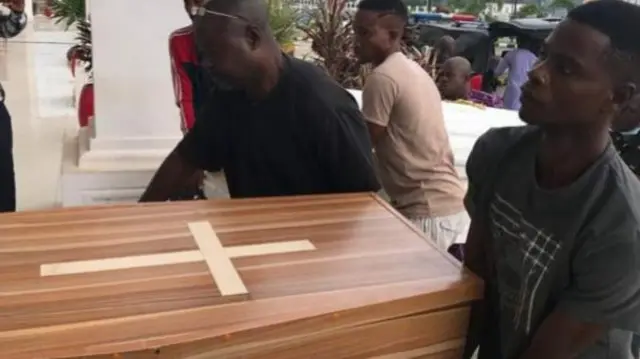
50 0 93 127
49 0 85 29
72 19 93 128
267 0 299 55
66 17 91 76
55 0 87 77
298 0 368 89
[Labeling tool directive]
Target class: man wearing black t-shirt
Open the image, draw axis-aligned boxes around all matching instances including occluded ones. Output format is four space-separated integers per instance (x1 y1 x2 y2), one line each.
140 0 379 201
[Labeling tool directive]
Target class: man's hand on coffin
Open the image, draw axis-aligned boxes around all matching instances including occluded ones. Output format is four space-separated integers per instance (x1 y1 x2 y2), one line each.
6 0 24 12
139 149 200 203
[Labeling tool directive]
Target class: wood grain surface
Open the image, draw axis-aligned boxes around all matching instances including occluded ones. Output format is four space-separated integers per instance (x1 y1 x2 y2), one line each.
0 193 482 358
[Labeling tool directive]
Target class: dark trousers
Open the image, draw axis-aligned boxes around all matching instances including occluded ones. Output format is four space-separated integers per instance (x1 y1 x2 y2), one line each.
0 101 15 213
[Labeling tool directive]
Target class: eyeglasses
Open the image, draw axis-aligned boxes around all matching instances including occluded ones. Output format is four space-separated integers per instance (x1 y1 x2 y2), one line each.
193 6 247 22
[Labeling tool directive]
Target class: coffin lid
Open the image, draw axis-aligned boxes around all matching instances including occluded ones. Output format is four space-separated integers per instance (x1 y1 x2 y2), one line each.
0 193 482 358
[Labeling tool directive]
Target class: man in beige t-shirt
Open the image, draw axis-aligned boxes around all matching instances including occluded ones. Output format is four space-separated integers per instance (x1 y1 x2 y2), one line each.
354 0 468 250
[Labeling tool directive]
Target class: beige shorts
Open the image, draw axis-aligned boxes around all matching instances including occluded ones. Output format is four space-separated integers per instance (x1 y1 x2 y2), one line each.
409 211 470 251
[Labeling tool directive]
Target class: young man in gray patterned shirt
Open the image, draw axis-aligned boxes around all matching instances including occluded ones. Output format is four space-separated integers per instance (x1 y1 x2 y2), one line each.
0 0 26 213
463 1 640 358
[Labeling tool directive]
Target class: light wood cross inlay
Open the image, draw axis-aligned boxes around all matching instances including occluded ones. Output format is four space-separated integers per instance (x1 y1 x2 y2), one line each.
188 221 247 296
39 221 317 297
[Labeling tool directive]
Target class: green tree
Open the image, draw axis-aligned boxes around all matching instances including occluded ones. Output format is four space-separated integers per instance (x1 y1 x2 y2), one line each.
516 3 541 17
515 0 575 18
404 0 428 6
267 0 300 48
547 0 576 12
445 0 503 16
446 0 469 11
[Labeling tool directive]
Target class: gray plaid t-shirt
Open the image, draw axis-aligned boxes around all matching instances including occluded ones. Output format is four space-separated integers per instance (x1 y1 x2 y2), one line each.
466 126 640 359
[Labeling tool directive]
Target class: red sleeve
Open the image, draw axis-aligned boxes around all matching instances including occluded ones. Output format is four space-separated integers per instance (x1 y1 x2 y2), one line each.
169 34 196 132
470 74 483 91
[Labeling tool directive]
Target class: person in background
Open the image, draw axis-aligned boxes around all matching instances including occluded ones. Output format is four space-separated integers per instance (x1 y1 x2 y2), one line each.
480 54 502 93
611 94 640 359
436 56 503 108
167 0 209 201
463 1 640 358
171 0 206 133
612 93 640 175
0 0 27 213
469 71 483 91
426 34 455 78
354 0 468 251
494 36 538 111
140 0 380 202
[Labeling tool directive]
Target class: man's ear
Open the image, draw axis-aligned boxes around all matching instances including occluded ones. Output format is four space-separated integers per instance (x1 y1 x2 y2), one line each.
612 82 637 113
245 25 261 50
614 82 636 105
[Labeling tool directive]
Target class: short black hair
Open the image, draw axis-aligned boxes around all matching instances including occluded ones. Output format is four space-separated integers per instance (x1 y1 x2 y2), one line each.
568 0 640 86
357 0 409 22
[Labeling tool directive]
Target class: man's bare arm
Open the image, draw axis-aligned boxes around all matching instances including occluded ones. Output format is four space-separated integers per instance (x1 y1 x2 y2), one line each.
361 72 396 146
519 311 604 359
366 122 386 146
520 224 640 359
139 149 199 202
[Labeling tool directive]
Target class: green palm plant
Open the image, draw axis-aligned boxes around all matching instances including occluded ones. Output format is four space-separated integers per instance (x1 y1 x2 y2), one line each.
267 0 300 52
298 0 368 89
58 0 91 77
50 0 86 29
66 19 92 75
74 19 92 73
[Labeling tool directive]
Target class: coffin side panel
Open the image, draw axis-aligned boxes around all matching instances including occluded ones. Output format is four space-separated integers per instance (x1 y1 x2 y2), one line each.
83 306 469 359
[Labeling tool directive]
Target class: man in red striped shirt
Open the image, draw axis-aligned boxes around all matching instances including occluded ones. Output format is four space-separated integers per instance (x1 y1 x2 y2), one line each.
169 0 207 133
167 0 210 200
170 25 198 133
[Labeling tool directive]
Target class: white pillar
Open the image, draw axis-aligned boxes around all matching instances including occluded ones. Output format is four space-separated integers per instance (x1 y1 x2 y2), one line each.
79 0 189 169
24 0 33 18
61 0 196 206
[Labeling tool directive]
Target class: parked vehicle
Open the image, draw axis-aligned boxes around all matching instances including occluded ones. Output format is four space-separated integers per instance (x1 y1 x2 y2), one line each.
489 18 559 48
418 21 489 73
409 11 479 25
481 18 559 91
419 18 558 77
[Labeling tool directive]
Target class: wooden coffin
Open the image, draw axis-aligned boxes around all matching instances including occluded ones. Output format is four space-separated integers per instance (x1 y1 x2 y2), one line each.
0 193 482 359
